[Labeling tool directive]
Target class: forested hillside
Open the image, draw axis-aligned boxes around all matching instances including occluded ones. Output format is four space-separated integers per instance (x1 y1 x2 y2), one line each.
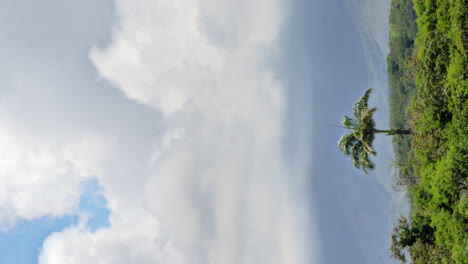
388 0 468 263
387 0 418 187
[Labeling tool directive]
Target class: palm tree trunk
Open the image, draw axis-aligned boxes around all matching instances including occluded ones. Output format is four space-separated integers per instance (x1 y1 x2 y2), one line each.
374 129 414 135
374 129 394 134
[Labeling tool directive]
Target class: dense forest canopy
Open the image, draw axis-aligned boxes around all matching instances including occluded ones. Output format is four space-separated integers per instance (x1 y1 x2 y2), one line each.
387 0 468 263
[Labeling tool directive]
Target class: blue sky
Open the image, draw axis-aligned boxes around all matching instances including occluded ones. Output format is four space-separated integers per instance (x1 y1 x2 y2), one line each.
0 179 109 264
0 0 401 263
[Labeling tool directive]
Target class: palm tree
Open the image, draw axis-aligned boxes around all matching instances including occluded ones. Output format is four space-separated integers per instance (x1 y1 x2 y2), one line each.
338 88 413 174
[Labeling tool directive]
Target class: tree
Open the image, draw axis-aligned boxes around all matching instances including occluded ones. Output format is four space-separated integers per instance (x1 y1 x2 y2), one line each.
338 89 413 174
390 216 414 263
390 216 450 264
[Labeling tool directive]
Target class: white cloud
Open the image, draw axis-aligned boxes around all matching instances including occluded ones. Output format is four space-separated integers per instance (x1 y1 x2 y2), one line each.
40 210 184 264
0 115 110 227
0 45 117 228
39 0 316 263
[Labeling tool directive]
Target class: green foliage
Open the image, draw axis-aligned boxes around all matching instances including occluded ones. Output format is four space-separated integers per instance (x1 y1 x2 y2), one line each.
388 0 468 263
410 240 454 264
388 0 419 182
391 216 454 264
338 89 377 174
339 88 414 174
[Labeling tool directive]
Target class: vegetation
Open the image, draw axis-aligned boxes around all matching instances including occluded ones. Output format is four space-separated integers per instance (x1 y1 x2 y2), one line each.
388 0 468 263
387 0 419 186
338 89 413 174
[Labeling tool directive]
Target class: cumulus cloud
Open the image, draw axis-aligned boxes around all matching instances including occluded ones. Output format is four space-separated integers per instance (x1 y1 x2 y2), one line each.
40 210 183 264
39 0 315 263
0 114 110 228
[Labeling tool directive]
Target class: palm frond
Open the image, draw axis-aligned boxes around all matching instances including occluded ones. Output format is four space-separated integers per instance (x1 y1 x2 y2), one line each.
351 141 363 169
353 88 373 118
356 107 377 144
342 116 357 129
338 88 379 174
358 107 377 125
338 132 357 155
362 141 377 156
359 150 375 175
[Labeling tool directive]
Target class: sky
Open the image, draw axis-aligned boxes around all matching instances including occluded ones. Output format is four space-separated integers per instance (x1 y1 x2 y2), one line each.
0 0 403 263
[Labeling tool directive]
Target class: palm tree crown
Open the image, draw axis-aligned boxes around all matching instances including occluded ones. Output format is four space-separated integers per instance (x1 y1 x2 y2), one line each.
338 89 414 174
338 88 378 174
